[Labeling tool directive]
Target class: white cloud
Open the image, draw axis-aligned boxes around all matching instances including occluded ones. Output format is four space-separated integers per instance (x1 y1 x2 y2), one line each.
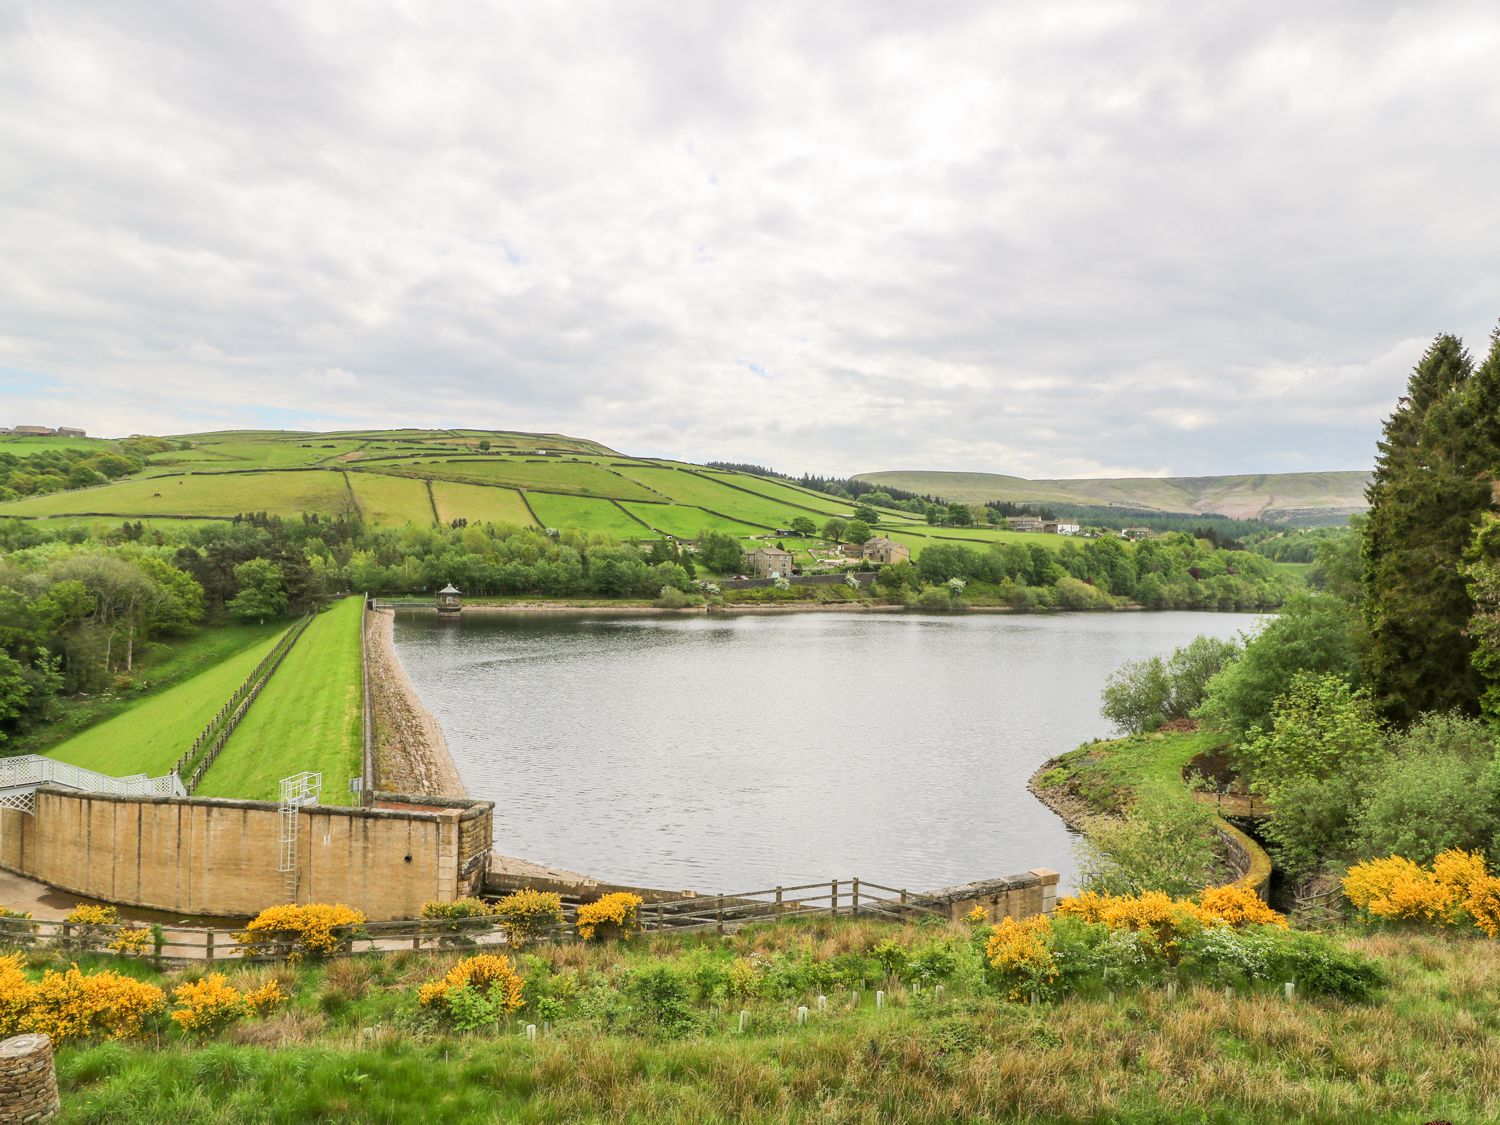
1 1 1498 475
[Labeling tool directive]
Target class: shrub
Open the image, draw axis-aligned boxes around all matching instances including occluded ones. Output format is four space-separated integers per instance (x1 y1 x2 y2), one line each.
576 893 641 942
63 904 119 953
171 973 285 1036
654 586 702 609
418 954 526 1028
1077 781 1221 897
107 927 156 958
624 963 699 1037
1344 849 1500 936
0 907 38 949
1102 635 1240 734
492 889 564 948
235 904 367 961
420 898 497 948
984 917 1057 1000
1196 884 1287 928
916 587 953 612
12 963 166 1044
1267 930 1387 1001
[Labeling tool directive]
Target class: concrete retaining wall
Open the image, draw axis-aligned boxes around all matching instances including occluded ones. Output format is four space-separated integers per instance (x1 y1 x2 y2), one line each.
0 788 493 920
916 868 1060 922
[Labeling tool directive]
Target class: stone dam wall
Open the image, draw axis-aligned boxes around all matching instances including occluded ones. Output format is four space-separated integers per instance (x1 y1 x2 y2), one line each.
0 788 493 920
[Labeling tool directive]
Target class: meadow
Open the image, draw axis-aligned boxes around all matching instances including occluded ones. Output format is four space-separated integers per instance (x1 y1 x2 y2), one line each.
0 470 353 519
429 480 534 527
195 596 365 804
21 916 1500 1125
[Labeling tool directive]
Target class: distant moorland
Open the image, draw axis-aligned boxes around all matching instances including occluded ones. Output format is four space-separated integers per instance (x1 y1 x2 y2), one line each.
854 469 1370 525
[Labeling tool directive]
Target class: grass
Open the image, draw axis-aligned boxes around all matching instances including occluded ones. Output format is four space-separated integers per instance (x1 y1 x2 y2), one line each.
429 481 535 527
619 502 766 538
27 919 1500 1123
41 623 290 775
1035 728 1222 815
879 526 1066 555
196 597 364 804
607 465 835 526
391 459 660 502
524 493 653 538
344 472 435 527
0 471 353 519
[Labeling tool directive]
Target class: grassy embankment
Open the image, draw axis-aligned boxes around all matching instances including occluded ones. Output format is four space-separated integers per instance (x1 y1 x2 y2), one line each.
33 623 289 771
28 918 1500 1124
195 596 364 805
1034 726 1224 816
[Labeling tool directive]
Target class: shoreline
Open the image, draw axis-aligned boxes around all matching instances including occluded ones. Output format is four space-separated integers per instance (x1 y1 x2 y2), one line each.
365 607 468 799
398 600 1163 618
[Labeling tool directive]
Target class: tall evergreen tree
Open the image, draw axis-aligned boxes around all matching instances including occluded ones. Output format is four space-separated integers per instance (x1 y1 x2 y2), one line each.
1362 333 1494 722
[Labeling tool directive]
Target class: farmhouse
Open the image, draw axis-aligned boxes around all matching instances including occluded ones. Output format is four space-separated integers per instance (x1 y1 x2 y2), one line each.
746 546 794 579
1007 516 1044 532
11 425 54 436
56 426 86 437
862 536 911 565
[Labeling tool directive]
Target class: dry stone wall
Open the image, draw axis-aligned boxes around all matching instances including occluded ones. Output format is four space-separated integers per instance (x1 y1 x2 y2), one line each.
0 1034 59 1124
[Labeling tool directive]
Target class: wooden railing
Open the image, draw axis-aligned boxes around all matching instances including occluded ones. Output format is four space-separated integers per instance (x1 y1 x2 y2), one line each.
0 878 947 964
174 613 314 793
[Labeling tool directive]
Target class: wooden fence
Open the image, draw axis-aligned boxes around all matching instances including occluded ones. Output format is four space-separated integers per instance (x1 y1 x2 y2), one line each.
0 878 948 965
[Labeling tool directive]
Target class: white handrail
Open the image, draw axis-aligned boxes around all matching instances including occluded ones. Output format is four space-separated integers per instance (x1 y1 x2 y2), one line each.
0 755 184 799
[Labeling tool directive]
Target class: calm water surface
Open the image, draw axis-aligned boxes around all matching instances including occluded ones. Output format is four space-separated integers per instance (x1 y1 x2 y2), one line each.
394 610 1262 894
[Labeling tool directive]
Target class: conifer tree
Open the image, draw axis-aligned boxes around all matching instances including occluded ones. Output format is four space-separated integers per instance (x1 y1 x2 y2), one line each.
1362 333 1491 722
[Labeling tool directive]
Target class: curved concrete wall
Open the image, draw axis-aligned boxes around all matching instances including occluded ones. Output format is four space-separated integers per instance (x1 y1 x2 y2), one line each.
0 788 492 920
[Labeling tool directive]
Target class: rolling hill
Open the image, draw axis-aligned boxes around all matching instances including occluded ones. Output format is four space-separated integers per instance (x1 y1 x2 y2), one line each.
853 469 1371 524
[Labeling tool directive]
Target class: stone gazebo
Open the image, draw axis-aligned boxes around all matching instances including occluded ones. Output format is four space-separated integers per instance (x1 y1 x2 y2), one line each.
436 583 463 616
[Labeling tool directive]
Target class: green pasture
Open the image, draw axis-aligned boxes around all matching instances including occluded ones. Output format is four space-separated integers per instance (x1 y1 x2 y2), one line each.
430 480 535 527
620 501 764 538
386 458 660 501
879 526 1066 556
43 623 289 775
345 472 435 527
197 597 364 804
525 493 653 538
0 470 353 520
0 434 116 454
607 465 819 526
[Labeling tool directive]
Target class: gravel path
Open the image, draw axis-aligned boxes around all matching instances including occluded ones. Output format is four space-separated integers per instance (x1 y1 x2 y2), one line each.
365 608 467 798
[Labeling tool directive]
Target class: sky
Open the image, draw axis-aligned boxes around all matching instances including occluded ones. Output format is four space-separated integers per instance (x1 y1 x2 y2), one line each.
3 2 1499 479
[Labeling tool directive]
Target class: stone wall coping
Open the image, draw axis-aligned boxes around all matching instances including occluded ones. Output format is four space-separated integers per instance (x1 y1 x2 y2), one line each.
918 869 1058 902
35 785 493 823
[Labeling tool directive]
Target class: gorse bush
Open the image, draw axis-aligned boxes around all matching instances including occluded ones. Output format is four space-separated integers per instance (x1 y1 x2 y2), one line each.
419 897 496 948
170 973 284 1035
418 954 526 1029
492 889 564 948
576 893 642 942
0 953 167 1044
1344 849 1500 937
235 904 367 961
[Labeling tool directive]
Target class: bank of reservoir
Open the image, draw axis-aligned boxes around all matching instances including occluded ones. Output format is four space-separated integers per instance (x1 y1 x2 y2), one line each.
394 611 1261 893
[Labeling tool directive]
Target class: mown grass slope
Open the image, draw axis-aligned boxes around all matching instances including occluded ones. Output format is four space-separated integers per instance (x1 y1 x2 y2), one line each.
43 623 289 776
196 596 364 804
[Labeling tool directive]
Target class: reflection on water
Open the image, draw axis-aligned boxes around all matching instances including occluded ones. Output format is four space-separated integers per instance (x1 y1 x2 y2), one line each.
394 610 1263 894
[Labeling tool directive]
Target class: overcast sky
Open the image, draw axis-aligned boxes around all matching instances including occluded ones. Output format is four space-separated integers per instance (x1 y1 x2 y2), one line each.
3 2 1499 478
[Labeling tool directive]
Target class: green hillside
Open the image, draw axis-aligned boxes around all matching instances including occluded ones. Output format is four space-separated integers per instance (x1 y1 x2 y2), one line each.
0 429 932 547
854 469 1370 524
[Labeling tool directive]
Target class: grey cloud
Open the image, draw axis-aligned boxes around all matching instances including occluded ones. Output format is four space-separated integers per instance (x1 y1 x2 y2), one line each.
2 1 1498 477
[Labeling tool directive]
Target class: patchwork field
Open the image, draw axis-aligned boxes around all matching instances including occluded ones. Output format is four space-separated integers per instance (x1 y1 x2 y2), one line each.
0 470 352 519
345 472 435 526
525 493 652 538
429 480 534 526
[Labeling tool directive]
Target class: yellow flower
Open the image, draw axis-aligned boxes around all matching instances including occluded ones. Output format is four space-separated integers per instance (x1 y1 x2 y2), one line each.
418 953 526 1015
576 893 642 942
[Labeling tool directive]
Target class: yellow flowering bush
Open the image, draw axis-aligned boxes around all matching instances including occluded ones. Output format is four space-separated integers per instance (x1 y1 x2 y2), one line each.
171 973 286 1035
1196 885 1288 929
235 903 367 960
0 907 38 949
64 903 119 953
108 927 156 958
1344 850 1500 936
965 905 990 924
576 893 642 942
492 889 564 948
12 963 165 1044
984 916 1058 1000
418 953 526 1025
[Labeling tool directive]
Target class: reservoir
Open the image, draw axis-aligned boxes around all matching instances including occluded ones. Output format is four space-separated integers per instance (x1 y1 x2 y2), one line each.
394 610 1262 895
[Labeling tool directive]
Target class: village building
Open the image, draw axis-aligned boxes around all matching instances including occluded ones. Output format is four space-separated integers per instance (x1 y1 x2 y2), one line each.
1055 523 1081 535
862 536 911 565
11 425 54 436
745 546 794 579
1007 516 1044 533
55 426 86 437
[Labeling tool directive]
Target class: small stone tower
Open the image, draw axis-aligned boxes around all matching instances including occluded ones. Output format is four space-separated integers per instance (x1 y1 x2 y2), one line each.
436 583 463 616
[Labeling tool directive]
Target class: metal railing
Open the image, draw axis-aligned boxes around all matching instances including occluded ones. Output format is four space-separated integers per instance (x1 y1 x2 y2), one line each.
0 756 184 814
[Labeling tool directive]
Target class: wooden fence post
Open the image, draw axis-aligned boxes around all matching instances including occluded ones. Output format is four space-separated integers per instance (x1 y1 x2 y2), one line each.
716 895 725 935
900 889 908 919
831 879 839 918
852 877 860 917
205 931 214 961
